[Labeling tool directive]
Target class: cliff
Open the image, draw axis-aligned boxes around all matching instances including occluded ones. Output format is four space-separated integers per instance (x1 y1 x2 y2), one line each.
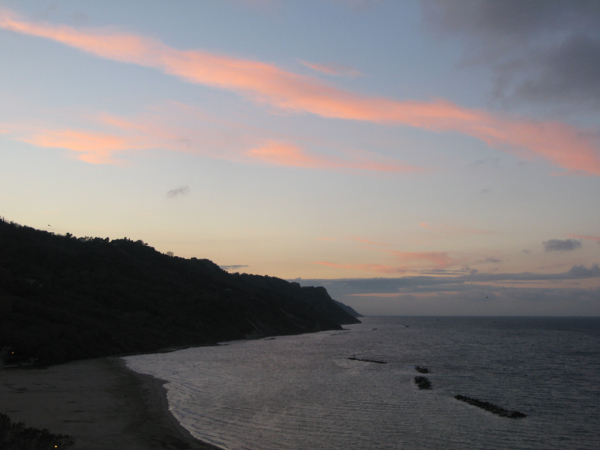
0 218 360 366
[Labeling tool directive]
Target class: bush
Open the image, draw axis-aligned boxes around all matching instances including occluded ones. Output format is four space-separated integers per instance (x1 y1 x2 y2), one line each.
0 413 75 449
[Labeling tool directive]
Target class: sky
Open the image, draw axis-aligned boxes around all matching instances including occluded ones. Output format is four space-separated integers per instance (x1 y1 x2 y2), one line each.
1 0 599 316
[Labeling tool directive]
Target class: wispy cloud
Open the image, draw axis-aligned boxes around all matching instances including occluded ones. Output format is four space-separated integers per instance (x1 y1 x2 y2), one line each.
246 141 417 171
316 235 460 273
419 222 498 235
2 9 599 175
569 234 600 243
247 142 318 167
349 237 389 247
2 106 419 172
467 156 501 168
314 250 458 274
483 257 501 263
300 60 363 77
389 251 458 269
16 129 142 164
167 186 190 198
220 264 249 271
313 261 408 274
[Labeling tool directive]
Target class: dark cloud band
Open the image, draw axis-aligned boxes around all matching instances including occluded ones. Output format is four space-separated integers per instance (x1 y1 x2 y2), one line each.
293 264 600 296
421 0 600 111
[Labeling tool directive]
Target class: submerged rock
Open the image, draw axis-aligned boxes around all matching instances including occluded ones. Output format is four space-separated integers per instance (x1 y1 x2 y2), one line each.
348 357 387 364
414 376 432 390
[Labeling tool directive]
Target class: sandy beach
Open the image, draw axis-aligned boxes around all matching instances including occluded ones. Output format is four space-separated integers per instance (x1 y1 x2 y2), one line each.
0 357 219 450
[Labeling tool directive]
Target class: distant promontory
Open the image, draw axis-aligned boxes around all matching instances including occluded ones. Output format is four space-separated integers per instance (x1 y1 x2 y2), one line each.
0 218 360 366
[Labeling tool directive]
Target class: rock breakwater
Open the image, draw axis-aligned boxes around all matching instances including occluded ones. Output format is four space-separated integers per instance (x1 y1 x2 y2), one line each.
455 395 526 418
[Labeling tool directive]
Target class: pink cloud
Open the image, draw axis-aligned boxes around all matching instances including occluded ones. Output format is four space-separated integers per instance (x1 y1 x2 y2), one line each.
569 234 600 242
4 111 177 164
6 118 227 165
351 293 404 298
5 108 415 171
300 60 363 77
334 234 459 270
313 249 459 273
16 129 143 164
2 9 599 175
388 251 458 269
313 261 408 274
350 292 442 298
247 142 320 167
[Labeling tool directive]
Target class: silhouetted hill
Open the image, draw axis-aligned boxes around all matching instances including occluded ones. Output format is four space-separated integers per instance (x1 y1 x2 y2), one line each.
0 218 360 366
333 299 363 318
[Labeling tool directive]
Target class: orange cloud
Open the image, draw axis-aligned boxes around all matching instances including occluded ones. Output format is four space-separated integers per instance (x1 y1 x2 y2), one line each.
568 234 600 242
313 261 408 274
2 9 599 175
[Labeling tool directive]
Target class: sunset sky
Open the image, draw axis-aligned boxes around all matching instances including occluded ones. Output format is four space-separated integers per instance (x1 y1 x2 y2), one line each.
2 1 599 315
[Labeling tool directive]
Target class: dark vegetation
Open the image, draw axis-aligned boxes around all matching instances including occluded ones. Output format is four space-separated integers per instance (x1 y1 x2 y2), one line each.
0 413 74 449
415 365 429 373
454 395 527 418
0 218 360 366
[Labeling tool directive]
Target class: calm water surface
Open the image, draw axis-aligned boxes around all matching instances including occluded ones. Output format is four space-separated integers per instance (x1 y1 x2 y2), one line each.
125 316 600 450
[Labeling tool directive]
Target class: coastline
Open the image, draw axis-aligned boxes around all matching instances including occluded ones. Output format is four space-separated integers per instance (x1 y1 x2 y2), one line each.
0 357 220 450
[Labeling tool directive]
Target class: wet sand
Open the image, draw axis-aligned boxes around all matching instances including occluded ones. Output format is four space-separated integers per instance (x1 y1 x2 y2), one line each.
0 357 220 449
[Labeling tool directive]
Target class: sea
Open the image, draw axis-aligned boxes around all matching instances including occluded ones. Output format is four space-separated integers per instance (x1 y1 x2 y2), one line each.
124 316 600 450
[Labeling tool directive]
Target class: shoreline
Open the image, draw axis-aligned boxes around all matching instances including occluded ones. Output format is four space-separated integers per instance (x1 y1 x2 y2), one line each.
0 357 220 449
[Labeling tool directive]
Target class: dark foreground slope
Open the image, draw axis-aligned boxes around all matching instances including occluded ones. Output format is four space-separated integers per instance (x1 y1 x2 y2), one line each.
0 218 359 366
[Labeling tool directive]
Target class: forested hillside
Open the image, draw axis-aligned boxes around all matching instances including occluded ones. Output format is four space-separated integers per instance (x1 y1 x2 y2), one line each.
0 218 360 366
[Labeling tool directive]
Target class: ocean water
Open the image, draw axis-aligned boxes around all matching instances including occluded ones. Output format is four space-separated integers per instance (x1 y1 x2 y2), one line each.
124 317 600 450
